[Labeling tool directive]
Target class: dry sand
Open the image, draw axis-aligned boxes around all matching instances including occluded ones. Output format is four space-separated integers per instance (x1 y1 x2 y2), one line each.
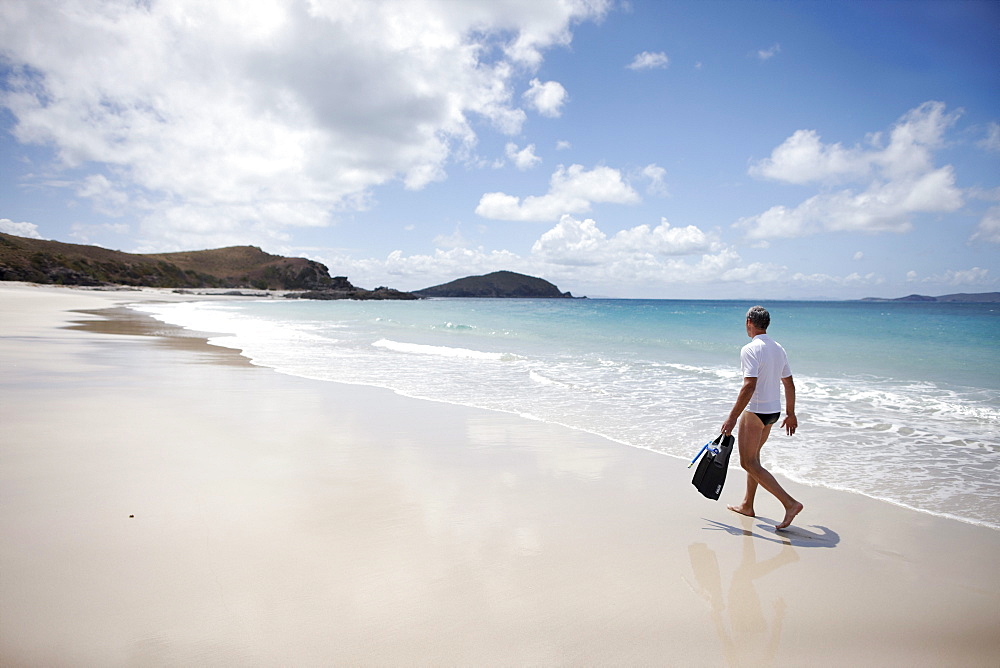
1 283 998 666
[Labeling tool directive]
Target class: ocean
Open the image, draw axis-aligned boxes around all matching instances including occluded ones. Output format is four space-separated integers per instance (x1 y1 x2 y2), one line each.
134 297 1000 530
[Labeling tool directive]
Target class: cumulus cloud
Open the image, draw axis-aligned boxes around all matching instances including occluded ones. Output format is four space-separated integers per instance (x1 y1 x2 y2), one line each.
522 78 568 118
750 101 959 185
0 0 610 249
525 219 782 290
0 218 43 239
475 164 640 222
530 215 607 265
748 129 872 185
328 214 899 296
739 102 964 239
354 214 746 292
531 215 717 266
505 143 542 171
627 51 669 70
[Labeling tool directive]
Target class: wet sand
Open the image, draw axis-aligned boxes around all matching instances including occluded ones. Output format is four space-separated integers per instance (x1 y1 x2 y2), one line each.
2 283 998 666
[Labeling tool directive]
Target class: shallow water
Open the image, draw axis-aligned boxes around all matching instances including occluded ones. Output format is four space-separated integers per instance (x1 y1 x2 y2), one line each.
135 298 1000 530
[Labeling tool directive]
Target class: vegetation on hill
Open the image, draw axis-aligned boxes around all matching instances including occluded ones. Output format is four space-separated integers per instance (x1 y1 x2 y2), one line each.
415 270 575 298
0 232 416 299
0 232 335 289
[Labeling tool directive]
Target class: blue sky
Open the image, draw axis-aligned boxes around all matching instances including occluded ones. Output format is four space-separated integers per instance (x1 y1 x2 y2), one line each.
1 0 998 298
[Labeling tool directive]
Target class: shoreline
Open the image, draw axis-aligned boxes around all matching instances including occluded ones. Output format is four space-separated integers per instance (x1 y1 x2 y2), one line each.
2 283 999 665
132 292 1000 535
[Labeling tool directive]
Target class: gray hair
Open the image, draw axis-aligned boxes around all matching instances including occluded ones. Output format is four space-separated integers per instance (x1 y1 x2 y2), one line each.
746 305 770 330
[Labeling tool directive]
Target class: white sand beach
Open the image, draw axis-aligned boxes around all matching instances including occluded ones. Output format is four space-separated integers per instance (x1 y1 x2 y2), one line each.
1 283 998 666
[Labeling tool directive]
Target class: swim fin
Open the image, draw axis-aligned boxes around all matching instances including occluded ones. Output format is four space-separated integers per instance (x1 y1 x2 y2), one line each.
691 433 735 500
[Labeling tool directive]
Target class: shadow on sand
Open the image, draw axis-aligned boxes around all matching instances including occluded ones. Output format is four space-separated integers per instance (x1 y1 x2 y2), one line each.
702 517 841 549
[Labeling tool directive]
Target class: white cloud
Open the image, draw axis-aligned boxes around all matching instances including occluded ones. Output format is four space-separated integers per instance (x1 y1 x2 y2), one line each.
756 43 781 61
382 246 523 282
909 267 991 286
0 0 610 250
531 215 717 266
942 267 990 285
0 218 43 239
979 122 1000 152
326 214 906 297
968 186 1000 203
750 101 960 185
75 174 129 216
475 164 640 222
531 216 607 266
790 271 883 287
737 169 962 239
356 214 743 291
970 206 1000 244
627 51 669 70
525 217 776 289
612 217 715 255
70 221 130 244
523 78 568 118
432 225 470 250
505 142 542 171
853 251 864 261
555 140 572 151
748 129 872 185
740 102 964 239
641 164 668 196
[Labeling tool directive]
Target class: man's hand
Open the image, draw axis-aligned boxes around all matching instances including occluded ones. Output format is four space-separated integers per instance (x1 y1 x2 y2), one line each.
721 416 738 436
782 414 798 436
781 376 796 436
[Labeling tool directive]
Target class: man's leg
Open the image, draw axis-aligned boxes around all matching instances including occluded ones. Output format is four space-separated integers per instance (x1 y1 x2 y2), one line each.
727 412 767 517
728 412 803 529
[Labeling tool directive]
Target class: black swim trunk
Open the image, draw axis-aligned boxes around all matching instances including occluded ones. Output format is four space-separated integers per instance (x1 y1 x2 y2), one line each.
752 412 781 426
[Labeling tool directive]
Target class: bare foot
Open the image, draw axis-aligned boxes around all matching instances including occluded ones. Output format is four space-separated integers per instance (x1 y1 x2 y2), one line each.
775 502 804 530
727 504 755 518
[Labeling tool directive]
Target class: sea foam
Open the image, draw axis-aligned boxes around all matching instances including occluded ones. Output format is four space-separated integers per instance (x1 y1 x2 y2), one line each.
132 297 1000 530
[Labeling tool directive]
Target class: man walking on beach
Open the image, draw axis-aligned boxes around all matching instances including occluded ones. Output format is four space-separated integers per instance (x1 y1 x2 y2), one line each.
721 306 802 530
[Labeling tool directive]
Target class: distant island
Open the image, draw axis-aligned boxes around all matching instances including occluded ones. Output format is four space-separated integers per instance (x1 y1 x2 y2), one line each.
860 292 1000 303
414 271 577 298
0 232 416 299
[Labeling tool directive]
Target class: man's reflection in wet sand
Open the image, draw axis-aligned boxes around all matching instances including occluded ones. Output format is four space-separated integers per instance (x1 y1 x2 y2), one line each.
688 535 799 667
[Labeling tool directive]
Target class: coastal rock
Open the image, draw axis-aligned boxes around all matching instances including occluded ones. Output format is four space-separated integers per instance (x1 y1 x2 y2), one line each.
285 281 420 301
414 270 576 298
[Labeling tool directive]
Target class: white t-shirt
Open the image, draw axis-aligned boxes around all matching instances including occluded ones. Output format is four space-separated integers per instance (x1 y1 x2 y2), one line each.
740 334 792 414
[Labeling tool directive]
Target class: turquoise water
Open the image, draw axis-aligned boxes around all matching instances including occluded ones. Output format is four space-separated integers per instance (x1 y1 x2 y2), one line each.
135 298 1000 530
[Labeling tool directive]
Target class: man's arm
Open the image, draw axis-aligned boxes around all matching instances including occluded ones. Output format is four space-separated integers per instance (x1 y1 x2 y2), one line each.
721 376 757 435
781 375 797 435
